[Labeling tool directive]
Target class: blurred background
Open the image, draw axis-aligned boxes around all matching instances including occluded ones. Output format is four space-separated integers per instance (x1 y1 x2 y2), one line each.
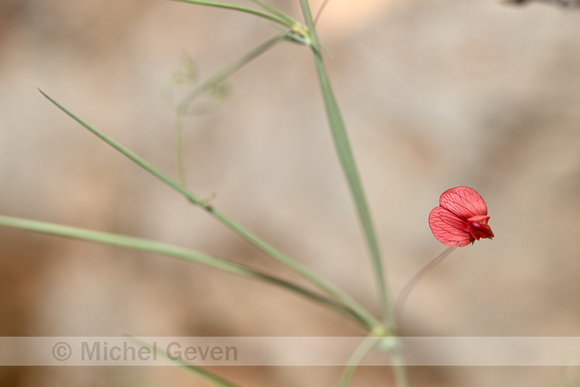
1 0 580 385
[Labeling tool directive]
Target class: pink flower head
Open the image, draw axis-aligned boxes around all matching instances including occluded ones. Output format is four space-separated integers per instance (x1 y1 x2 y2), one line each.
428 186 494 247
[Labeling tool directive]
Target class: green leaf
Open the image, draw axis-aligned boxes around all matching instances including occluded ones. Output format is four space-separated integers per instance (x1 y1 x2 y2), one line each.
249 0 299 27
298 0 393 329
173 0 292 28
0 214 358 324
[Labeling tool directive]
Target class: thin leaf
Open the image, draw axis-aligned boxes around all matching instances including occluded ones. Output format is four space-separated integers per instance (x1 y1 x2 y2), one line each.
299 1 410 385
249 0 299 27
173 0 292 27
0 214 360 324
37 90 381 330
298 0 392 328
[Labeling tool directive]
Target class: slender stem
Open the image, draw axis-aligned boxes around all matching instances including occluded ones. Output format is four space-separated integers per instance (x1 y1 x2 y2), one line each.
298 0 393 329
38 90 381 331
174 113 188 186
314 0 331 25
339 335 381 387
390 338 410 387
339 335 409 387
394 246 457 327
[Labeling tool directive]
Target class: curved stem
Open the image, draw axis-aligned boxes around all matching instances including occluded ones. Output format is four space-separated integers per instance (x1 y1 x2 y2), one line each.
339 334 409 387
394 246 457 327
339 335 381 387
314 0 331 25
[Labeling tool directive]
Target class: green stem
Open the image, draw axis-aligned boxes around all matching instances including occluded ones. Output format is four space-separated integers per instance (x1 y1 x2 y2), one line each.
38 90 381 331
298 0 394 329
339 335 409 387
394 246 456 327
174 112 188 187
339 335 381 387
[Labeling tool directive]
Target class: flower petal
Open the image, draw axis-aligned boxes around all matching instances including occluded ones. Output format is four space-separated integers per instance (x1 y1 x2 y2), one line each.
428 206 473 247
439 186 488 220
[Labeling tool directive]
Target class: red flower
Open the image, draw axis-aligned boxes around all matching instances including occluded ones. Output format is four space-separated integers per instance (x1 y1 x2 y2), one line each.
428 186 494 247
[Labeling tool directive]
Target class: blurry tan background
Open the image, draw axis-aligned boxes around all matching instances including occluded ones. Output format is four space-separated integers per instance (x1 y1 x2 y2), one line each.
1 0 580 386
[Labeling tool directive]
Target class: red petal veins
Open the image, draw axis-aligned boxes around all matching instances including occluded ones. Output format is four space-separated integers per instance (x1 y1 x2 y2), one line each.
428 206 473 247
439 186 488 220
